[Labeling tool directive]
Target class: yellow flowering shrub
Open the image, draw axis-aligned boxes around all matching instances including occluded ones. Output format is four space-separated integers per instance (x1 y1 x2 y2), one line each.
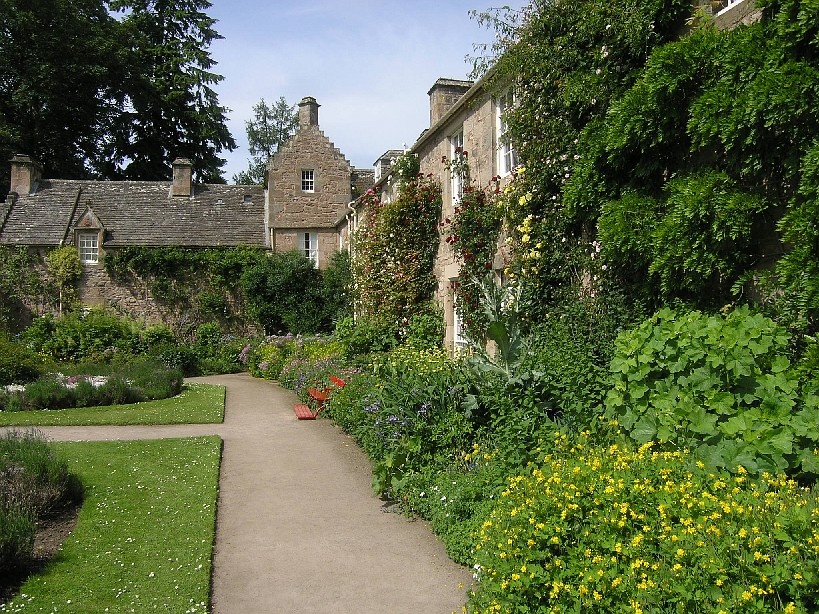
468 432 819 613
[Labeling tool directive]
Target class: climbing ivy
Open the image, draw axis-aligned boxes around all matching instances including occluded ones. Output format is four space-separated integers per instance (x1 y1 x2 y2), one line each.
352 164 442 328
482 0 691 321
105 246 266 333
441 150 504 340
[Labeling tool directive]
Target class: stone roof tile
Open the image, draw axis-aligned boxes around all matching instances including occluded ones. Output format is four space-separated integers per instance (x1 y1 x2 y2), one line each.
0 179 265 248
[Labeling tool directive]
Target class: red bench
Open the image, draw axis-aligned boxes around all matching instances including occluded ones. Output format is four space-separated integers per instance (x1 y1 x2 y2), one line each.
294 387 330 420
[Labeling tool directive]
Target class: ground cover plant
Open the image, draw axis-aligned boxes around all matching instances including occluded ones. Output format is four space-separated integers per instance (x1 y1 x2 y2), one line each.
0 383 224 427
0 431 83 577
0 358 184 413
0 436 221 613
468 431 819 614
604 307 819 480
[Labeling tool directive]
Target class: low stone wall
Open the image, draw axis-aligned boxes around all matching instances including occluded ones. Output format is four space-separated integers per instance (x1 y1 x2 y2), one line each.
78 264 165 324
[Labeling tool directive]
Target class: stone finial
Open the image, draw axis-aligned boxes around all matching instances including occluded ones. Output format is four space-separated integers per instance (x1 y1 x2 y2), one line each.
9 154 42 195
298 96 320 129
171 158 193 197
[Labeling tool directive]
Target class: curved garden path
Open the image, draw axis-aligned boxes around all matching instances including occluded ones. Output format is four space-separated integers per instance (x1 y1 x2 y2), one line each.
18 373 472 613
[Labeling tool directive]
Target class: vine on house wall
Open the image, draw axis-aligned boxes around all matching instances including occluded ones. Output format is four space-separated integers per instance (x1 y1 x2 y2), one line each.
104 246 265 334
352 158 442 327
441 149 505 340
484 0 693 322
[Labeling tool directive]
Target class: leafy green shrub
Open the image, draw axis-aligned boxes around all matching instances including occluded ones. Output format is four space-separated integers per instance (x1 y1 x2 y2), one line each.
117 358 183 400
0 335 42 386
604 306 819 478
401 444 507 565
241 250 330 334
147 342 198 376
249 336 295 380
0 505 35 574
334 316 398 359
23 377 75 410
469 432 819 614
21 310 136 362
400 306 445 350
1 358 182 411
356 346 471 497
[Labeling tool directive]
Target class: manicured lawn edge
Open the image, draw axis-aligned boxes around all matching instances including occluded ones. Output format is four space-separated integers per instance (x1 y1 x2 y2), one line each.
0 437 223 613
0 383 225 427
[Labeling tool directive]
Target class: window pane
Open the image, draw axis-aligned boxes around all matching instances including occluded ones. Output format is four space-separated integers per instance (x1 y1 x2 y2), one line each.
301 170 315 192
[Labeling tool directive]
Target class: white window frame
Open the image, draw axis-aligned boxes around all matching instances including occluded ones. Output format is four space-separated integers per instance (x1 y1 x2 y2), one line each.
301 169 315 193
716 0 744 15
453 297 468 353
78 232 99 264
496 92 519 177
450 129 464 206
302 231 318 267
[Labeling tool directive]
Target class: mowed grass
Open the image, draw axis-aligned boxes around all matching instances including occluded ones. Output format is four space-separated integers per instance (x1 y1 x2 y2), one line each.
0 383 225 427
0 437 222 613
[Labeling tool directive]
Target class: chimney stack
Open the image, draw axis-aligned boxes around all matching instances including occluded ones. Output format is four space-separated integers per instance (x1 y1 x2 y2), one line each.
298 96 320 129
428 78 473 127
171 158 193 197
9 154 42 195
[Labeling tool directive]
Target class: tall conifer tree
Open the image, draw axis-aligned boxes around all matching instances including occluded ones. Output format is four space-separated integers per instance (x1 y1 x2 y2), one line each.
108 0 236 182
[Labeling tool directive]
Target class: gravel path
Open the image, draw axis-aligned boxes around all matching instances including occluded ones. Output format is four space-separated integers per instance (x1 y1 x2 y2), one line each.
10 373 472 613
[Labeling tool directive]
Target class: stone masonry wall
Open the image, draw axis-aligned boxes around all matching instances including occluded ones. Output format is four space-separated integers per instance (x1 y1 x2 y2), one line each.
268 125 352 231
274 228 340 270
79 260 165 324
415 91 507 349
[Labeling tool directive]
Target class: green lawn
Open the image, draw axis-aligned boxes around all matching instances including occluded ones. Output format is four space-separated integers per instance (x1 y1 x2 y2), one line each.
0 383 225 427
0 437 222 613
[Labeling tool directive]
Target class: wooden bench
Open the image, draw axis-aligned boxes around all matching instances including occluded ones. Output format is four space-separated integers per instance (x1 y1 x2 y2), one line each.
294 386 330 420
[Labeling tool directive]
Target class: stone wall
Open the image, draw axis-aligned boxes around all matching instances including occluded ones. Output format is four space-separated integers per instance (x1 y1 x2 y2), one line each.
273 228 341 270
711 0 760 29
268 125 352 232
78 260 165 324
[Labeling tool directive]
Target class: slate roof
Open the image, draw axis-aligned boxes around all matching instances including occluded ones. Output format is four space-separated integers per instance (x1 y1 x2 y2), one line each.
0 179 266 248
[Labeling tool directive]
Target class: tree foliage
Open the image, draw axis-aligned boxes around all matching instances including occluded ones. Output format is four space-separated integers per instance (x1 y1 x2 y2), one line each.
107 0 236 182
0 0 127 192
233 96 298 185
0 0 235 191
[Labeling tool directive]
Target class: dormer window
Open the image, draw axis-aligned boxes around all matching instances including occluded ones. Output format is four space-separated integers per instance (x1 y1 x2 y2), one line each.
78 232 99 264
301 170 315 193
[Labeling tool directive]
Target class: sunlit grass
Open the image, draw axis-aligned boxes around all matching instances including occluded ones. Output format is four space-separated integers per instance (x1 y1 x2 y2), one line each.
0 384 224 427
0 437 222 613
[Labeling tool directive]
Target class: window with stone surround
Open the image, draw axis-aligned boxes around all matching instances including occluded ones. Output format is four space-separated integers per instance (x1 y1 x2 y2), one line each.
301 169 315 193
302 231 318 266
496 92 519 176
450 129 464 205
78 232 99 264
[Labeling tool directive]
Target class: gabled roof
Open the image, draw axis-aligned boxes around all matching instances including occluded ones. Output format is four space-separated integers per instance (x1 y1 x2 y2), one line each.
0 179 266 247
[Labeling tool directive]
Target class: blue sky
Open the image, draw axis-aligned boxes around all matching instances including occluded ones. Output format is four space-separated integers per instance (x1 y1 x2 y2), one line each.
207 1 523 182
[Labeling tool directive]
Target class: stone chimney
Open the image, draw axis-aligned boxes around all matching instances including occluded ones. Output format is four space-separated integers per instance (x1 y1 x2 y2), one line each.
171 158 193 197
9 154 42 195
298 96 320 129
428 78 473 127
